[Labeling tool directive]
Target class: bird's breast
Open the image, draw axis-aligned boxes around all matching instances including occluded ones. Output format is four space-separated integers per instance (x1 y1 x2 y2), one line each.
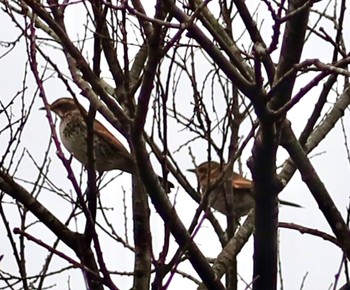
59 116 89 164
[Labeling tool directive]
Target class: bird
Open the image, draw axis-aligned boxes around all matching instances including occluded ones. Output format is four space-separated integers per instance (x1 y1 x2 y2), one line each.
42 97 173 192
188 161 300 218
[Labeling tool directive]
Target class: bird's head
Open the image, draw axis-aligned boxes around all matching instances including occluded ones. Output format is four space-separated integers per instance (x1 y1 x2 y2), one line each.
188 161 222 186
41 98 85 119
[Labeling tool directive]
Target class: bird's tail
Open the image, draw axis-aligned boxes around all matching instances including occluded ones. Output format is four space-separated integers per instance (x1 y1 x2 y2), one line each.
279 199 302 208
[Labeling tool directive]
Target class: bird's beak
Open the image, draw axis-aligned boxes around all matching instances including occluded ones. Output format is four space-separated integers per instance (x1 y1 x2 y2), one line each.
187 168 196 173
39 106 46 111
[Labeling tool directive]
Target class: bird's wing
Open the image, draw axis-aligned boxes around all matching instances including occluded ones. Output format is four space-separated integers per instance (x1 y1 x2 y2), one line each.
232 173 252 190
93 119 132 159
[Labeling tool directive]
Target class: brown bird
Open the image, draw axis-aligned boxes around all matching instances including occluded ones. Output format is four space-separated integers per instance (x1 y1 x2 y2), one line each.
42 97 173 192
189 161 300 218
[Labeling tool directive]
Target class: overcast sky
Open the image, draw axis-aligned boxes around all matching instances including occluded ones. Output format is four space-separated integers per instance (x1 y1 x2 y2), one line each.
1 2 350 289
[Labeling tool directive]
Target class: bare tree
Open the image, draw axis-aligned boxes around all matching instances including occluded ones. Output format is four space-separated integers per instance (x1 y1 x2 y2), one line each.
0 1 349 290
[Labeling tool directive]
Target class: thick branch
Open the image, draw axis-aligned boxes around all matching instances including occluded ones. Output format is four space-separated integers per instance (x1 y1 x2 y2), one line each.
281 121 350 259
272 0 311 108
130 134 225 290
0 172 81 249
